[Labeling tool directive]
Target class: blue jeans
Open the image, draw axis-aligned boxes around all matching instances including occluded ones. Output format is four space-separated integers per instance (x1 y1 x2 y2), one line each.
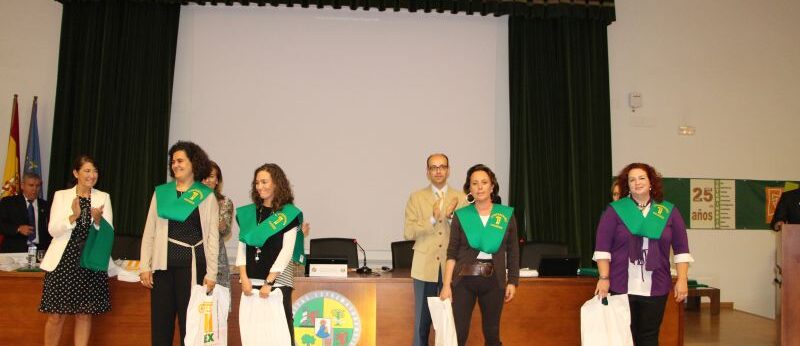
412 271 443 346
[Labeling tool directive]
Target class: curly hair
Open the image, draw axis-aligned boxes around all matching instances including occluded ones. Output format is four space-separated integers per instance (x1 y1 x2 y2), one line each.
462 164 501 204
208 160 225 200
616 162 664 202
168 141 212 182
250 163 294 211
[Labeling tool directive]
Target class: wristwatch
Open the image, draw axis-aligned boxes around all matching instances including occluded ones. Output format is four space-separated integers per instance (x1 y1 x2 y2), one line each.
266 279 276 286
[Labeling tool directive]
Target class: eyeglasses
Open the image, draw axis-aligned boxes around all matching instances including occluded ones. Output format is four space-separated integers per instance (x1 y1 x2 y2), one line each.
428 165 449 172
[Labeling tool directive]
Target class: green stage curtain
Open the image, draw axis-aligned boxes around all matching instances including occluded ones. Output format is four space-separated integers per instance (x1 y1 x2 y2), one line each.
49 0 180 258
508 10 614 266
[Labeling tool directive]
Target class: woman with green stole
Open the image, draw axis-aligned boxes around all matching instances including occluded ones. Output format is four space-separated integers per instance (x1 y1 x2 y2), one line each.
593 163 693 346
236 163 306 345
140 141 220 346
440 164 519 346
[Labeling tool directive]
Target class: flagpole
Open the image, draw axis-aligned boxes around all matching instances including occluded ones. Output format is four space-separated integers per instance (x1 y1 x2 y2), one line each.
25 95 43 198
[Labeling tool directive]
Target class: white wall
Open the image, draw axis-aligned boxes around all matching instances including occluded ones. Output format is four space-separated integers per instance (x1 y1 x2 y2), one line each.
609 0 800 318
169 5 509 263
4 0 798 319
0 0 61 194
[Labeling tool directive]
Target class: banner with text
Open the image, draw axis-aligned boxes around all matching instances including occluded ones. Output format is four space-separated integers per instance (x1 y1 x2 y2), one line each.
661 178 798 230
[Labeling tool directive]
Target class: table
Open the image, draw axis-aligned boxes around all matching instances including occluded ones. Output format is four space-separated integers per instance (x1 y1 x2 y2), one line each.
0 270 684 345
686 287 720 315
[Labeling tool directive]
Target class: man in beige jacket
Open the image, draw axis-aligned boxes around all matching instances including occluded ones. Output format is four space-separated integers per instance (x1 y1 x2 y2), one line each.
404 153 466 346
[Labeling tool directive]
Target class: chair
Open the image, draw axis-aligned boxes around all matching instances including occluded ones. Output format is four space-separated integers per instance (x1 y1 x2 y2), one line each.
519 242 568 269
391 240 415 269
309 237 359 269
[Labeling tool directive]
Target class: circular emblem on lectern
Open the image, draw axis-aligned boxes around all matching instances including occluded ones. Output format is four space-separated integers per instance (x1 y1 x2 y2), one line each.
292 290 361 346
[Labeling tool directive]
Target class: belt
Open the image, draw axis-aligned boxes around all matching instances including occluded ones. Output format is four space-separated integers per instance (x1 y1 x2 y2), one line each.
168 238 204 285
458 261 494 277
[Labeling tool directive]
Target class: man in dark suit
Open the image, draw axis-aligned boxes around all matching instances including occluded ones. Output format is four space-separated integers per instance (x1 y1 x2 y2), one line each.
0 172 51 252
771 188 800 231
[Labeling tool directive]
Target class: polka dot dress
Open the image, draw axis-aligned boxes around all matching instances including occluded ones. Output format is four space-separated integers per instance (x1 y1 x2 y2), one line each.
39 196 111 314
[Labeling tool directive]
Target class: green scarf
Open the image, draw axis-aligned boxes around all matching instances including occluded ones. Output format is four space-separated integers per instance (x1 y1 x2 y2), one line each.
237 203 304 264
155 181 213 222
80 218 114 272
455 204 514 254
610 197 674 239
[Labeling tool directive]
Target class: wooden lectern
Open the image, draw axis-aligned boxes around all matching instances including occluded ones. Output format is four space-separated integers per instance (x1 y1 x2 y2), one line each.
779 224 800 345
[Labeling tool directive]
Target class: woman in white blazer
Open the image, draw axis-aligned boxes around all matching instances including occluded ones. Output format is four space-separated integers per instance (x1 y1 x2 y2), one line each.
39 155 113 346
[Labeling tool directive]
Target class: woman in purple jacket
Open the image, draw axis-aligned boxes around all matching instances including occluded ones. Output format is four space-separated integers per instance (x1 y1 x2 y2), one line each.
593 163 693 346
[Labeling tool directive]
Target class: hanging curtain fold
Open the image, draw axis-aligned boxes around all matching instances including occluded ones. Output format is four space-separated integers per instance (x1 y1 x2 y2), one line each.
49 0 180 258
508 9 613 266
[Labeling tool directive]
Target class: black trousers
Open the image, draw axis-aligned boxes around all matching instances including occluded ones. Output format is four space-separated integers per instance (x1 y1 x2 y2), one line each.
150 265 206 346
628 294 668 346
253 285 295 345
452 276 505 346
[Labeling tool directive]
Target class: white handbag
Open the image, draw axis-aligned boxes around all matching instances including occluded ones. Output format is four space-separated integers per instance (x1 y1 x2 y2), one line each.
580 294 634 346
427 297 459 346
238 288 291 346
184 285 231 346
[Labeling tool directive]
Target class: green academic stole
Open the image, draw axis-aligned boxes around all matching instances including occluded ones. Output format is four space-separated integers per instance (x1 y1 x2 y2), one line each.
292 221 305 265
237 203 302 251
455 204 514 254
80 218 114 272
610 197 674 240
155 181 213 222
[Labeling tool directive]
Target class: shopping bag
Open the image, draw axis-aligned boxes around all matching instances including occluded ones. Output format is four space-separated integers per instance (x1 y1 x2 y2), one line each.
580 294 633 346
79 218 114 271
427 297 458 346
239 288 290 346
185 285 231 346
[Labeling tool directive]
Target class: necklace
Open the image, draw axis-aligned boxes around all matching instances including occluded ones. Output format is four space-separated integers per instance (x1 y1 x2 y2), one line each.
635 199 651 210
254 205 273 262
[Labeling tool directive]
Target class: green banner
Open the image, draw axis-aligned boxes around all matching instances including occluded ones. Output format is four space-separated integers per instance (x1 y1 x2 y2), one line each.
661 178 798 230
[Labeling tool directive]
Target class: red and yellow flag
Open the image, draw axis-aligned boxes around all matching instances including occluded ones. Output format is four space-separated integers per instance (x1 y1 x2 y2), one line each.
2 94 21 198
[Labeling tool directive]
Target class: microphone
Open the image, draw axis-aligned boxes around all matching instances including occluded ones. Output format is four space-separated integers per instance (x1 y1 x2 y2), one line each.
353 239 372 274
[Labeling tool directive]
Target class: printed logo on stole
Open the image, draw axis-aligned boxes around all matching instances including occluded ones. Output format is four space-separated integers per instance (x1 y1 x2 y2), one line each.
269 212 288 230
200 301 215 343
489 212 508 230
653 204 669 220
183 188 204 206
292 290 361 346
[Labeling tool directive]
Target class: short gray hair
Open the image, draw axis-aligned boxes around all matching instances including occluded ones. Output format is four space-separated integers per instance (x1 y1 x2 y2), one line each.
22 172 41 182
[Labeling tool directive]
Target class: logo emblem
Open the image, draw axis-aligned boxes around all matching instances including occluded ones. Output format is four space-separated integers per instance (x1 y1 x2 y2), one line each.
292 290 361 346
653 204 669 219
489 212 508 230
269 212 288 230
183 188 204 205
199 301 215 343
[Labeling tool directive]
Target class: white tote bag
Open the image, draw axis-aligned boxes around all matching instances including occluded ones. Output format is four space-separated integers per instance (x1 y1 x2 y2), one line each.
238 288 291 346
580 294 633 346
427 297 459 346
184 285 231 346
